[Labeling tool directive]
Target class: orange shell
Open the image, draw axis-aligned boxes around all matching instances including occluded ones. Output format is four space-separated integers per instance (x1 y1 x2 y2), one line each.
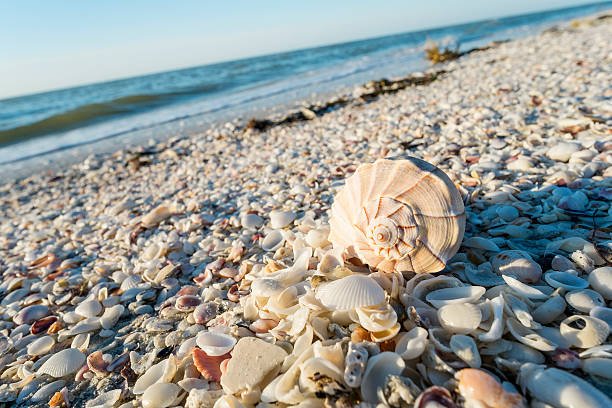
192 347 230 382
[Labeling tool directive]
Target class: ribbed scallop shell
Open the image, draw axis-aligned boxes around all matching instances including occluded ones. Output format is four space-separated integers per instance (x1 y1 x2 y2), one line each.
329 156 465 274
316 275 385 311
37 348 85 378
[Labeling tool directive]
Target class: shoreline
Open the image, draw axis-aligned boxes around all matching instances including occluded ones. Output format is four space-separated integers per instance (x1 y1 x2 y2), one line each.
0 11 610 408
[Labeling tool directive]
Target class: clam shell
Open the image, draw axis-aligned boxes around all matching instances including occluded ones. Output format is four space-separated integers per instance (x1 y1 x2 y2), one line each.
588 267 612 300
195 332 236 357
133 357 177 395
413 276 462 300
492 250 542 283
100 304 125 329
590 306 612 329
502 275 548 300
141 382 181 408
37 348 85 378
75 300 102 318
261 230 285 252
425 286 485 308
582 357 612 380
507 318 557 351
13 305 50 325
532 295 566 324
394 327 428 360
450 334 481 368
85 389 121 408
544 271 588 291
560 315 609 348
269 210 296 229
329 156 465 274
360 352 405 403
437 303 482 334
316 275 385 311
565 289 605 313
27 336 55 356
192 348 229 382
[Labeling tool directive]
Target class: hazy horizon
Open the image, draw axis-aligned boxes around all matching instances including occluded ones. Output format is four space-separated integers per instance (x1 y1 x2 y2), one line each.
1 0 608 100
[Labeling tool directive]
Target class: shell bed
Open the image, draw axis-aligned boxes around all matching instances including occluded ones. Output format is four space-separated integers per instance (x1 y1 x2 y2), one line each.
0 15 611 408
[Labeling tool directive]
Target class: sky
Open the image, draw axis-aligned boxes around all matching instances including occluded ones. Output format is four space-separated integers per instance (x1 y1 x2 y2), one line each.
0 0 604 99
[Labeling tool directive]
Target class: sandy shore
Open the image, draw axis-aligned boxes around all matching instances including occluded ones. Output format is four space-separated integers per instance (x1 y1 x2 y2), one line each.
0 14 611 408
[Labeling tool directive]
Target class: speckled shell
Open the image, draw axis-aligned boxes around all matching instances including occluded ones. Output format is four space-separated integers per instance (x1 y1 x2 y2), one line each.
329 157 465 274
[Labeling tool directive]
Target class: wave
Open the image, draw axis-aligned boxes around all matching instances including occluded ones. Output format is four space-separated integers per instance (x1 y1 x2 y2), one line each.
0 85 223 146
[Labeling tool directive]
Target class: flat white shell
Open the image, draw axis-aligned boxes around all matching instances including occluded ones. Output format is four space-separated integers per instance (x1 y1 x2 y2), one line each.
133 357 177 395
141 382 181 408
588 267 612 300
195 332 236 356
544 271 588 291
37 348 86 378
565 289 605 313
360 352 405 403
425 286 485 308
100 304 125 330
27 336 55 356
75 300 103 318
261 230 285 252
316 275 385 311
269 210 296 229
394 327 428 360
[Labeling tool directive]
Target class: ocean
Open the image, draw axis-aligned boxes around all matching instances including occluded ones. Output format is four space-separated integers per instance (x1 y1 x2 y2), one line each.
0 2 610 175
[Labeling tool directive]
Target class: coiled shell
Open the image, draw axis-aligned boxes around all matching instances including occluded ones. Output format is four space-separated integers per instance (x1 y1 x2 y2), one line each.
329 157 465 274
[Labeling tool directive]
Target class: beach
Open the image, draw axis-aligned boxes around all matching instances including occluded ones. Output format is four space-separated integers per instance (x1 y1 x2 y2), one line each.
0 13 611 408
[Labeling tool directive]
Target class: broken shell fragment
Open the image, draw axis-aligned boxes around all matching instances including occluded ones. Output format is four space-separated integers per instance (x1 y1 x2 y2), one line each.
195 332 237 356
559 315 609 348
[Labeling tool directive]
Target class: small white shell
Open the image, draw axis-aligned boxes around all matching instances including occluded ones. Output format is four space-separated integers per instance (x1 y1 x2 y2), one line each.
588 267 612 300
582 358 612 380
37 348 86 378
75 300 103 318
27 336 55 356
269 210 296 229
590 306 612 329
560 315 609 348
502 275 548 300
565 289 605 313
425 286 485 308
544 271 588 291
450 334 481 368
316 275 385 311
305 226 330 249
100 304 125 329
141 382 181 408
532 295 566 324
360 352 405 403
85 389 122 408
261 230 285 252
492 250 542 283
394 327 428 360
195 332 236 357
413 276 462 300
133 357 177 395
329 157 466 274
506 318 557 351
437 303 482 334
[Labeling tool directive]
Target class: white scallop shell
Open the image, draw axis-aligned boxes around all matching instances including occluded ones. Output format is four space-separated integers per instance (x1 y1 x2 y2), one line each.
27 336 55 356
565 289 605 313
329 157 466 274
544 271 588 291
195 332 236 356
360 352 405 403
316 275 385 311
133 357 177 395
37 348 86 378
141 382 181 408
437 303 482 334
425 286 485 308
588 267 612 300
560 315 609 348
261 230 285 252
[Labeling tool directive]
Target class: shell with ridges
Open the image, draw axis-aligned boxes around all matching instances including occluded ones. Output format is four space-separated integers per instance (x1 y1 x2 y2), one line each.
37 348 85 378
437 303 482 334
559 315 609 348
316 274 385 311
329 156 465 274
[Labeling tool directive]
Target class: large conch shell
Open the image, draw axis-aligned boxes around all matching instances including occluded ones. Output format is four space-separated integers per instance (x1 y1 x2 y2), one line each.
329 156 465 273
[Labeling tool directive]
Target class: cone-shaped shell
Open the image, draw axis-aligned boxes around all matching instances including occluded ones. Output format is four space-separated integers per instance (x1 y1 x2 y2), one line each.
316 275 385 311
329 156 465 274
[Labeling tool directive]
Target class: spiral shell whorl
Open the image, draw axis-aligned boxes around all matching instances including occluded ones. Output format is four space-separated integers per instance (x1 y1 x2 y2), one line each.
329 156 465 274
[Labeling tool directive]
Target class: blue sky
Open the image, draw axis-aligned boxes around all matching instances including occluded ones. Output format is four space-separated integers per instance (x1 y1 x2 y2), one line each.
0 0 603 99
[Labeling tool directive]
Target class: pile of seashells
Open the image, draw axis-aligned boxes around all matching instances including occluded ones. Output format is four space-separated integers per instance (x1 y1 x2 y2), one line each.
0 14 611 408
